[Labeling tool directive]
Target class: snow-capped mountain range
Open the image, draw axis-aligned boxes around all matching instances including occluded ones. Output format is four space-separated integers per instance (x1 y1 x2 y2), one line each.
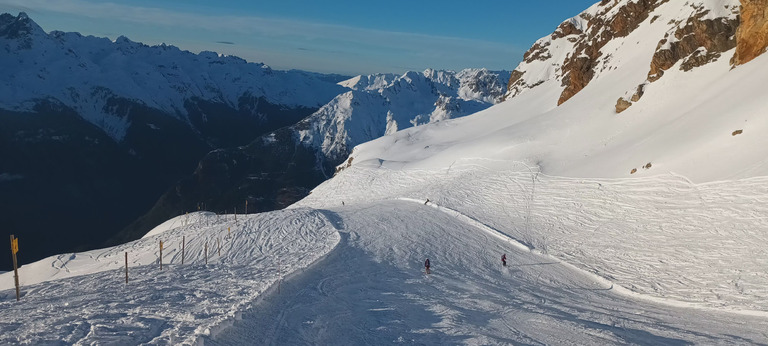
0 12 344 142
0 11 346 271
0 11 510 269
3 0 768 344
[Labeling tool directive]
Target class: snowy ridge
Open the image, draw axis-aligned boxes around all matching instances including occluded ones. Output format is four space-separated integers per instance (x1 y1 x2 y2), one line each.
0 12 345 141
297 68 510 164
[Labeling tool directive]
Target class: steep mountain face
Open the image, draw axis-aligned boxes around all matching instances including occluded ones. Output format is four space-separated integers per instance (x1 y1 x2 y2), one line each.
504 0 742 112
0 12 345 270
116 69 510 243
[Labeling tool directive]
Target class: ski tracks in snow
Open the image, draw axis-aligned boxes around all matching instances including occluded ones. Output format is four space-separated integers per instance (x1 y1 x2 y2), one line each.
297 162 768 313
0 208 341 345
211 201 768 344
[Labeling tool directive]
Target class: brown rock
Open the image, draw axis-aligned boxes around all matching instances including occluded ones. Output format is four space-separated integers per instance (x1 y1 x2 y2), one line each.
732 129 744 136
551 21 582 40
648 11 739 81
523 41 553 63
733 0 768 65
630 84 645 102
615 98 633 113
559 56 596 105
557 0 670 105
335 156 354 175
631 168 638 174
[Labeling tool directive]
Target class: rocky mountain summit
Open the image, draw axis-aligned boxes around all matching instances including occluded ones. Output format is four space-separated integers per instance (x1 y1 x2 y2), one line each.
503 0 763 113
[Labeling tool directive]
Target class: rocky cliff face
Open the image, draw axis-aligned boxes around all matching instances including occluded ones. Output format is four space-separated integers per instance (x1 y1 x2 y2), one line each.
504 0 749 113
733 0 768 65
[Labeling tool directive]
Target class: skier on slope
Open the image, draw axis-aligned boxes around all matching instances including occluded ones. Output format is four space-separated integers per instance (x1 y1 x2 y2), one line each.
501 254 507 267
425 258 431 274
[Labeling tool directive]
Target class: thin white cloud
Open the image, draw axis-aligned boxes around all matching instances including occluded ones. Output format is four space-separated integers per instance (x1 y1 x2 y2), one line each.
0 0 522 74
1 0 516 51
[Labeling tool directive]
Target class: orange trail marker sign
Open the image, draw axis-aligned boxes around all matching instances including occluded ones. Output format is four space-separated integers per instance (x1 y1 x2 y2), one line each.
10 235 20 301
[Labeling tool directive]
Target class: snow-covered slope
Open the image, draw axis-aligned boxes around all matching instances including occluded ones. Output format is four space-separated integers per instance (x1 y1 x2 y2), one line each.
297 68 510 166
3 182 768 344
345 0 762 182
312 0 768 312
0 209 340 344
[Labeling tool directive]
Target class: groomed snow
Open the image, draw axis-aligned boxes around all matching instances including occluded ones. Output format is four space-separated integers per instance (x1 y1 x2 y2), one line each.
298 162 768 315
0 209 340 344
207 200 768 344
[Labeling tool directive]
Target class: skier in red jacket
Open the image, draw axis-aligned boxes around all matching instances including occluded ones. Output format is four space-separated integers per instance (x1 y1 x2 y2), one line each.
501 254 507 267
425 258 431 274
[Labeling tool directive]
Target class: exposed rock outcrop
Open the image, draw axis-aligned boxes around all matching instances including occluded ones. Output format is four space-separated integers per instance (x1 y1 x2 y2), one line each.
648 11 739 82
732 0 768 65
506 0 671 105
615 97 633 113
506 0 746 113
619 2 739 113
559 0 669 105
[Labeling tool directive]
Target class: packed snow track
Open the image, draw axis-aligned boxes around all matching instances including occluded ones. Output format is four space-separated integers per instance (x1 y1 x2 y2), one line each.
206 201 768 345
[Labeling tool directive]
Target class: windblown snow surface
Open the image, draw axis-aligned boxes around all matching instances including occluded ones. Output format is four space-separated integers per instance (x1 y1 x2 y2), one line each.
3 1 768 344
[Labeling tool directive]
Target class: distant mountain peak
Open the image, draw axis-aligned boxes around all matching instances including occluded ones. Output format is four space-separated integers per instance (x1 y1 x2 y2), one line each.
298 68 510 170
0 12 46 44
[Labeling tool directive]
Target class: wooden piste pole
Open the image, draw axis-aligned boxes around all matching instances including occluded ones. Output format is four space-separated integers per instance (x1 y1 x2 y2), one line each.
245 200 248 215
182 235 186 265
10 235 20 301
124 252 128 284
217 238 221 257
205 242 208 265
159 240 164 270
234 206 237 223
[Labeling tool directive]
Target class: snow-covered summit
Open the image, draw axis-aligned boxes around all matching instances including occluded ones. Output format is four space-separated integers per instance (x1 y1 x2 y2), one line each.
297 68 510 167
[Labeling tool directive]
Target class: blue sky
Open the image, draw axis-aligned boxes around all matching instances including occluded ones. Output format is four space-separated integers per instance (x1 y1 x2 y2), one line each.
0 0 597 75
